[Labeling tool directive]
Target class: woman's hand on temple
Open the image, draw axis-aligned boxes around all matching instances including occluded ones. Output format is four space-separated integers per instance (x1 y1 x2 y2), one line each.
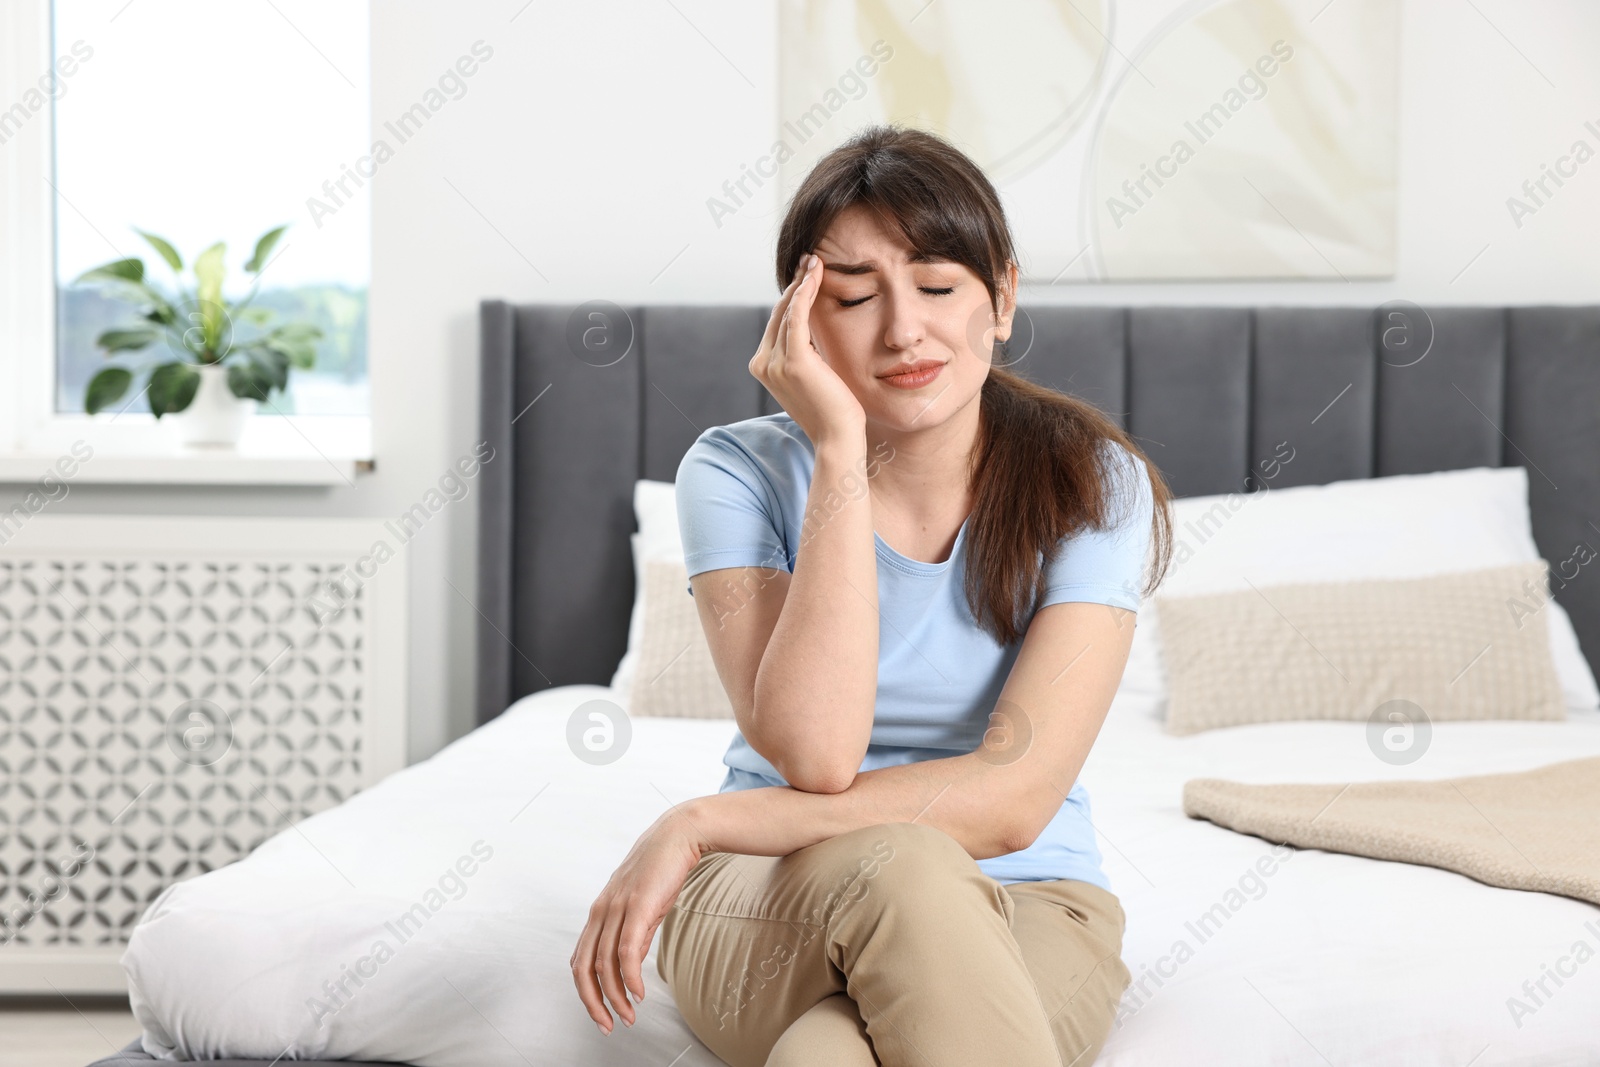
750 253 866 450
570 810 708 1034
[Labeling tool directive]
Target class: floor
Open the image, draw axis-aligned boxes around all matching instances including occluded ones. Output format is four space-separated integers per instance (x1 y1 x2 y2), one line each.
0 1001 142 1067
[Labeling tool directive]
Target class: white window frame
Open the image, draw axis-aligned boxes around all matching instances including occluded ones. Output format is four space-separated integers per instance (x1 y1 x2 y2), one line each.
0 0 371 485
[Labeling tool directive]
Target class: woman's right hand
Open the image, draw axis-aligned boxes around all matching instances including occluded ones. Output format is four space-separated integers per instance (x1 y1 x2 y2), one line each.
750 253 866 450
571 811 707 1034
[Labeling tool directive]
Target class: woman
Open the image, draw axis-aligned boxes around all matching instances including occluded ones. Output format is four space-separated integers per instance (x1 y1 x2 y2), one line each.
571 125 1174 1067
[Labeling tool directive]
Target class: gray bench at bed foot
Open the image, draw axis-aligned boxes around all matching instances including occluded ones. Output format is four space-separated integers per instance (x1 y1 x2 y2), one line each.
88 1037 413 1067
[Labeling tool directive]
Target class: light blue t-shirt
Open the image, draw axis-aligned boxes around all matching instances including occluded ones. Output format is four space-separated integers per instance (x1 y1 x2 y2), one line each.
674 412 1153 889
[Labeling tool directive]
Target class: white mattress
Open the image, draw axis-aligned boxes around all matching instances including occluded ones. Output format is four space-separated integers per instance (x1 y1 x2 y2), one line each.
122 685 1600 1066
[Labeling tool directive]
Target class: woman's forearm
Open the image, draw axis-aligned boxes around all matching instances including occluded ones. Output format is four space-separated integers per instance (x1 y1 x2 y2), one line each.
674 753 1038 863
747 438 880 792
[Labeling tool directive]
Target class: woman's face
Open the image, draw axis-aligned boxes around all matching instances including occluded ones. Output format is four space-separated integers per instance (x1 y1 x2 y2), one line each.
808 203 1015 436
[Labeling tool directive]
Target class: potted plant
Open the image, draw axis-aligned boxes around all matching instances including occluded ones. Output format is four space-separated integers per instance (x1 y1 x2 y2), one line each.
73 225 322 447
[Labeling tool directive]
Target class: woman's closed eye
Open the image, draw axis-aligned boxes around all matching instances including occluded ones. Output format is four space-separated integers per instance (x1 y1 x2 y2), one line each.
836 285 955 309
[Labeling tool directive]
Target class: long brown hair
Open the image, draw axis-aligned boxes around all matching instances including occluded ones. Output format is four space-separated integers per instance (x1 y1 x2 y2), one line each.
775 125 1175 646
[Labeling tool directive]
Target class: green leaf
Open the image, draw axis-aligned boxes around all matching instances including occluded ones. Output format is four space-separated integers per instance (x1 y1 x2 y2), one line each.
244 225 287 273
147 362 201 417
96 327 159 353
255 347 290 392
130 284 180 329
73 258 145 286
84 367 133 415
235 306 276 326
192 241 225 303
265 336 317 370
134 230 183 273
227 359 274 401
191 242 227 354
78 272 178 327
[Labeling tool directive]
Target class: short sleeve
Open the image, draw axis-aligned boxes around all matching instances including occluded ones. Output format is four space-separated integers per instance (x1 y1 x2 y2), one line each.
1039 445 1153 613
675 430 790 597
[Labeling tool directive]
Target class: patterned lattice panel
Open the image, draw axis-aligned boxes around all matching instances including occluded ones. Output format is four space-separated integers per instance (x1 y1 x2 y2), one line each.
0 518 406 990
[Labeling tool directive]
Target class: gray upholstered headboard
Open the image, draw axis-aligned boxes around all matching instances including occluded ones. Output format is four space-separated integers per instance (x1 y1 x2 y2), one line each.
475 302 1600 725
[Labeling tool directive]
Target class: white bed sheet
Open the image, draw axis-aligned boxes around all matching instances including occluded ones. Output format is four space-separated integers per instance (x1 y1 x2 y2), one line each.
1085 689 1600 1066
122 685 1600 1066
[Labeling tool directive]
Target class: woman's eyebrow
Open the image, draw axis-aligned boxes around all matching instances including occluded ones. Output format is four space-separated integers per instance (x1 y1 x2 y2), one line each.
823 253 947 275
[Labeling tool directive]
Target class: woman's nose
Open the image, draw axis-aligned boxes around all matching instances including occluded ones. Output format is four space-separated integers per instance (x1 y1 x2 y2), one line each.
881 290 926 351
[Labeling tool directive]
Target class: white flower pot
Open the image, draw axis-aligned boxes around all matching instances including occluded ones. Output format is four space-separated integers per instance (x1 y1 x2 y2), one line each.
172 364 257 448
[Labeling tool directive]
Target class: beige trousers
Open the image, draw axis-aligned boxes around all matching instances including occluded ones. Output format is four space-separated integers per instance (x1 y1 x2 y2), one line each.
656 821 1132 1067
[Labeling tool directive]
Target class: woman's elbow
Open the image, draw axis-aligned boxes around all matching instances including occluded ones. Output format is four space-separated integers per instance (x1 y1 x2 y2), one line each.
780 759 857 795
998 819 1043 856
747 715 863 793
998 801 1055 855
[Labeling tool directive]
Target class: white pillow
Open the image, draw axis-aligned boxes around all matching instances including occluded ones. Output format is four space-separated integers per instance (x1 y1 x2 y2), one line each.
1127 465 1600 713
609 480 682 697
615 468 1600 715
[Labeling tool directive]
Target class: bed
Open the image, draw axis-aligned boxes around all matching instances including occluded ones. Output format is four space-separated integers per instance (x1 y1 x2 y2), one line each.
91 303 1600 1066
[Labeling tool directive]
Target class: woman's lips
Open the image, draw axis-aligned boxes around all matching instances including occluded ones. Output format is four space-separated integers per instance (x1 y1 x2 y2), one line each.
879 361 946 389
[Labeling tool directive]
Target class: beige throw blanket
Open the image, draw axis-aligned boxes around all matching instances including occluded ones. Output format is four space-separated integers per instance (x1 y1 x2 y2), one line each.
1183 757 1600 907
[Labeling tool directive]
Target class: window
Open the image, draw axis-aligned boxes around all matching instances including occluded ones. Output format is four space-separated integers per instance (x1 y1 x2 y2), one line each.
50 0 370 420
0 0 370 478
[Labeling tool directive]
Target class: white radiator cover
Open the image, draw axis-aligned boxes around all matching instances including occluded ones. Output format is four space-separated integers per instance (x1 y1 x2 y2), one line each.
0 516 408 994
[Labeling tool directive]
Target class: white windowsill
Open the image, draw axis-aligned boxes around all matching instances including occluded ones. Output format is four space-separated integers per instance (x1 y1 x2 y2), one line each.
0 414 372 486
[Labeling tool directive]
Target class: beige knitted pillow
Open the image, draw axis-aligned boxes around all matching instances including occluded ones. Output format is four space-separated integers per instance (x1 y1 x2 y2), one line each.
627 556 736 718
1156 561 1565 735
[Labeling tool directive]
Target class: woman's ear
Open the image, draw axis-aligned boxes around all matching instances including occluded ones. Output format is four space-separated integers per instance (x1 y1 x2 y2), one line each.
993 261 1020 343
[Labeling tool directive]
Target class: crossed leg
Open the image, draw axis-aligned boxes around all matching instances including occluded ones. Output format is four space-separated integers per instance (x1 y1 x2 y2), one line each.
655 821 1130 1067
764 993 877 1067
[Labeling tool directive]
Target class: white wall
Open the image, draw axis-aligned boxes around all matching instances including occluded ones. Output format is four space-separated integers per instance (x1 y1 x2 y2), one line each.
383 0 1600 308
31 0 1600 762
